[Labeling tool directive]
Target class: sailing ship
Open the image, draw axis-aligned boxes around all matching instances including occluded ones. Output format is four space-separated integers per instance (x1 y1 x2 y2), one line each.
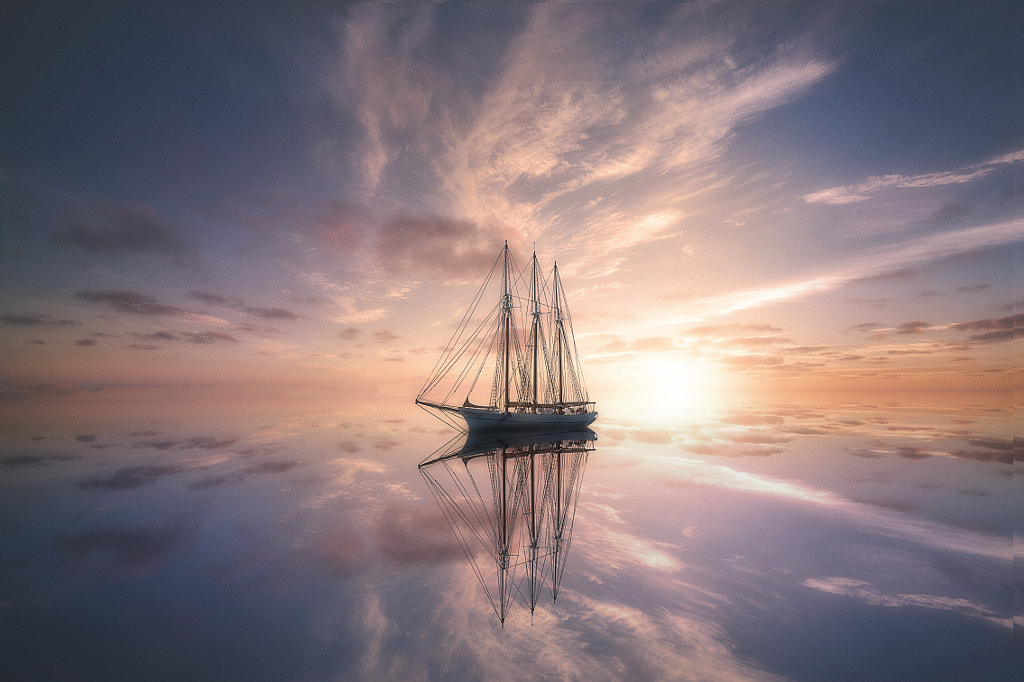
419 428 594 625
416 242 597 432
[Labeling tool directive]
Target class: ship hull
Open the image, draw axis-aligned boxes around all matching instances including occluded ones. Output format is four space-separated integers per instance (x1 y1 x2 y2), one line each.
458 406 597 431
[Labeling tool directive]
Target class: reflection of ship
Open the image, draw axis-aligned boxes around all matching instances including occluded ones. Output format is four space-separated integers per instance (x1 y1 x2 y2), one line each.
416 242 596 431
419 429 595 625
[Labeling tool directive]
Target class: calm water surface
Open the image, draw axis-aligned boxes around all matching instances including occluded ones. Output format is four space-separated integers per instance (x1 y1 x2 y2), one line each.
0 391 1016 680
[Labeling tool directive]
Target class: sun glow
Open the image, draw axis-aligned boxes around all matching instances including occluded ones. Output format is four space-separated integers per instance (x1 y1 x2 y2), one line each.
596 353 735 424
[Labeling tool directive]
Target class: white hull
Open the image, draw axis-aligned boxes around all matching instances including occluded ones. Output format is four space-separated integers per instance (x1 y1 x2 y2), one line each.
458 406 597 431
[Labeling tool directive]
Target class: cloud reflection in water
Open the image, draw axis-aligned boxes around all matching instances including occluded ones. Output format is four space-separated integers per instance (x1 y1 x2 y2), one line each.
0 392 1014 680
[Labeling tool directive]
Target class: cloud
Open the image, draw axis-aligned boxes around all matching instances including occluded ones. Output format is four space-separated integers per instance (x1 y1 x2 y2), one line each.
895 446 932 461
949 313 1021 344
802 577 1010 628
56 202 199 266
0 382 90 400
74 338 97 347
241 460 300 474
375 505 462 565
181 331 238 344
339 327 360 341
76 463 200 491
181 437 238 450
721 414 785 427
849 268 919 285
373 329 400 343
575 502 685 576
55 517 198 573
687 324 786 338
130 330 238 344
328 4 833 278
76 290 188 316
631 337 675 352
803 147 1023 205
188 290 300 321
896 320 931 335
310 525 373 580
952 448 1012 465
720 354 784 367
373 213 517 280
955 284 992 294
243 306 299 320
186 459 298 489
188 291 232 305
646 220 1023 326
455 10 832 272
965 330 1014 343
331 4 436 197
946 313 1019 331
1 313 79 326
846 322 883 334
2 454 79 467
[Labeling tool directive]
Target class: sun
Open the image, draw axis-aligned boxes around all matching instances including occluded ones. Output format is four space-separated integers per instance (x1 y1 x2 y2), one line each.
641 356 728 419
595 352 735 424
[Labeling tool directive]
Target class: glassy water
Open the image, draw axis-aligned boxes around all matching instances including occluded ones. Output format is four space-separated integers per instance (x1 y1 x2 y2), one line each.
0 391 1015 680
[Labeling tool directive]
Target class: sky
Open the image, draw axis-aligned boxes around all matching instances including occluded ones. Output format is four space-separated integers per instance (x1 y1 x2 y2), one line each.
1 1 1020 410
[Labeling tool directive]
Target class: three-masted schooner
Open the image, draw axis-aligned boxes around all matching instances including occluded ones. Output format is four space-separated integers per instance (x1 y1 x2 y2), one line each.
416 242 597 431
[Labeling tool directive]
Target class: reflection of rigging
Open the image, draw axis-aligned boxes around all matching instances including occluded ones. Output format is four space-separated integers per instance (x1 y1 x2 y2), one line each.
419 429 595 626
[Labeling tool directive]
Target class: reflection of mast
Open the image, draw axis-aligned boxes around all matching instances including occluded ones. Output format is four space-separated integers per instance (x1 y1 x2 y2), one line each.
419 429 594 626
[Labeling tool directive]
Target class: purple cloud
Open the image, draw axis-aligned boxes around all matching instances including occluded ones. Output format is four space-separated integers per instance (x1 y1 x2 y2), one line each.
57 202 199 266
76 290 187 316
896 320 931 335
54 518 198 573
2 313 79 326
374 213 520 280
76 464 196 491
949 313 1021 343
188 290 299 320
181 331 238 344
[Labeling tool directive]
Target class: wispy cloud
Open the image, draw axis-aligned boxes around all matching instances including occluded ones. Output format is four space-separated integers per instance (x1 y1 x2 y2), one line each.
76 290 188 316
644 219 1022 328
54 517 199 574
651 453 1008 560
438 6 834 274
804 148 1022 205
950 313 1021 343
188 291 299 321
1 313 79 326
324 4 834 279
56 202 200 266
332 4 435 197
802 577 1011 628
372 213 520 281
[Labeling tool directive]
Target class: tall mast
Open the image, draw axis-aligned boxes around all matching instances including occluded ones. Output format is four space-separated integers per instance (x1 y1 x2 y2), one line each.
531 248 539 412
554 262 564 408
502 241 511 412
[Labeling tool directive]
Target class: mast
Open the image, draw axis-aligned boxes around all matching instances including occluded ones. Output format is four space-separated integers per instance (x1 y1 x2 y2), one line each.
502 242 511 412
528 447 538 616
531 249 539 412
554 262 564 409
553 447 562 599
499 447 508 625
